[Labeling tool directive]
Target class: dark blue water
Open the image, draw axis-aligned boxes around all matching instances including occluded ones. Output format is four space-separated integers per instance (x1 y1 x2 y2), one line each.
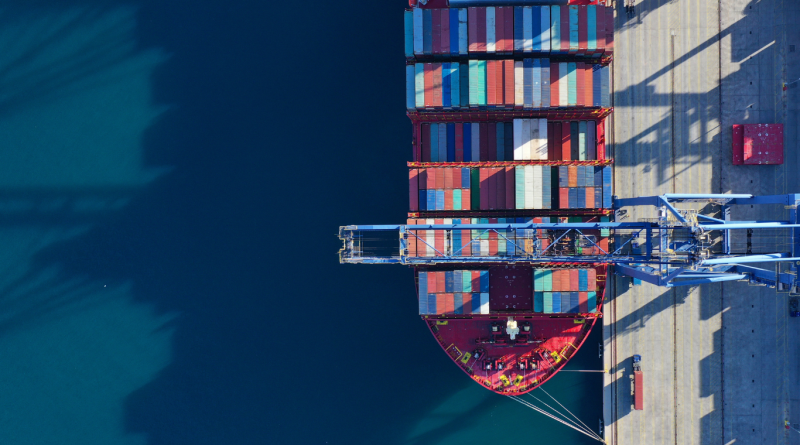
0 1 602 443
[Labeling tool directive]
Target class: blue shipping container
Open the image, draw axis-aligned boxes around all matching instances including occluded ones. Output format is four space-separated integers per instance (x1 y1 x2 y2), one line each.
587 6 597 51
569 188 578 209
430 124 439 162
541 59 550 107
454 293 463 314
424 9 433 55
523 59 533 108
404 11 414 58
406 65 415 110
542 164 551 209
458 9 469 55
603 166 612 208
436 190 445 210
577 187 586 208
480 270 489 292
447 124 456 161
413 8 423 55
562 290 571 313
531 6 541 51
428 294 437 314
463 123 472 162
451 64 460 108
438 124 447 161
450 9 460 55
551 6 560 53
472 293 481 313
460 63 470 106
419 291 427 314
427 190 436 210
534 292 543 312
552 292 562 313
532 59 541 107
578 269 588 291
461 167 471 188
601 65 610 107
541 5 550 52
445 271 454 292
442 62 451 108
593 65 602 107
570 291 580 313
559 166 569 187
514 7 524 52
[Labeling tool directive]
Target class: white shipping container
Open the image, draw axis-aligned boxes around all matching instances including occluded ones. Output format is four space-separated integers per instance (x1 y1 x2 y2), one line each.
524 165 534 209
521 119 531 160
532 165 543 209
515 61 524 106
486 7 496 53
471 123 480 161
513 119 524 160
559 62 568 107
530 119 540 160
425 218 435 257
480 240 489 256
480 293 490 314
535 119 548 159
413 8 423 55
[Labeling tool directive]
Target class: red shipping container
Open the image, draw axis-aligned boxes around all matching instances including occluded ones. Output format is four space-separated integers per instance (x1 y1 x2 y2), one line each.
424 64 434 108
462 292 472 315
433 63 443 107
562 124 571 160
505 166 515 209
428 271 439 293
410 169 419 211
560 6 570 52
598 237 608 254
497 167 506 210
588 268 597 291
487 60 497 105
743 123 784 164
451 167 461 190
471 271 481 292
477 7 487 52
568 166 578 187
444 168 453 190
600 119 607 159
426 167 435 189
551 62 559 106
455 123 464 162
441 9 450 55
495 59 504 105
578 6 587 53
605 7 614 54
469 7 479 52
488 123 497 160
552 122 562 160
461 226 472 256
586 187 595 209
504 7 514 54
488 217 498 255
462 189 471 210
487 168 497 210
480 123 489 160
732 124 744 164
434 219 445 256
495 7 505 52
595 7 606 53
445 189 454 210
634 371 643 410
569 269 579 292
480 168 489 210
575 62 585 106
579 291 588 312
560 187 569 209
421 124 431 161
504 60 515 105
561 269 571 291
432 10 441 55
436 293 446 314
406 219 417 257
434 167 444 189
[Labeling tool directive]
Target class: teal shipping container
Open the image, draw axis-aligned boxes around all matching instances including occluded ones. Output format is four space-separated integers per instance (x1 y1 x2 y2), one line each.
515 166 525 209
404 11 414 58
415 64 425 108
587 5 597 52
543 292 553 313
588 291 597 312
469 60 479 106
534 292 544 313
551 6 560 52
406 65 415 110
567 62 577 105
477 60 487 105
568 6 579 51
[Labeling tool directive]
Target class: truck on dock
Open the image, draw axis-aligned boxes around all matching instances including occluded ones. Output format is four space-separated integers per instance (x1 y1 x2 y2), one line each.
631 354 643 410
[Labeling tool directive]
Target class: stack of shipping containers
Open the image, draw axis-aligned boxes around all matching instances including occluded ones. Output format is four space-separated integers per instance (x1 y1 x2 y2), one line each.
404 1 613 316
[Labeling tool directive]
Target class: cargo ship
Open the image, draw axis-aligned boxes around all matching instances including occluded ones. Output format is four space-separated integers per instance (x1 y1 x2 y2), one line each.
339 0 614 396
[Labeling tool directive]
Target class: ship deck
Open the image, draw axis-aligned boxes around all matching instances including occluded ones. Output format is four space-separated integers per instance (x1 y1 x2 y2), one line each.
605 0 800 444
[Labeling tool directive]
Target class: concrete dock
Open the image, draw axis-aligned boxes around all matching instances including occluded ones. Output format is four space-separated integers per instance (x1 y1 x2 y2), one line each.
605 0 800 444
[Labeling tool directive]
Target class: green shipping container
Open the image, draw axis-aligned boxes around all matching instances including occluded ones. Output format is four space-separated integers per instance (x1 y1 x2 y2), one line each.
471 168 481 209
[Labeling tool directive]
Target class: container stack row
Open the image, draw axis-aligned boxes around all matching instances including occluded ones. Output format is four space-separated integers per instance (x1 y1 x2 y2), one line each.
409 165 612 211
403 5 613 59
535 291 598 313
418 270 490 315
406 217 610 258
415 119 605 162
405 60 610 110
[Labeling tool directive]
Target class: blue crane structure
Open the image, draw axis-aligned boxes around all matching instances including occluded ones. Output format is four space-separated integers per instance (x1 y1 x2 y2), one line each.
339 193 800 293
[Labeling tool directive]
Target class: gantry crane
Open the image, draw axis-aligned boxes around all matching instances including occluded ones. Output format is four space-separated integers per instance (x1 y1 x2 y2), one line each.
339 193 800 292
